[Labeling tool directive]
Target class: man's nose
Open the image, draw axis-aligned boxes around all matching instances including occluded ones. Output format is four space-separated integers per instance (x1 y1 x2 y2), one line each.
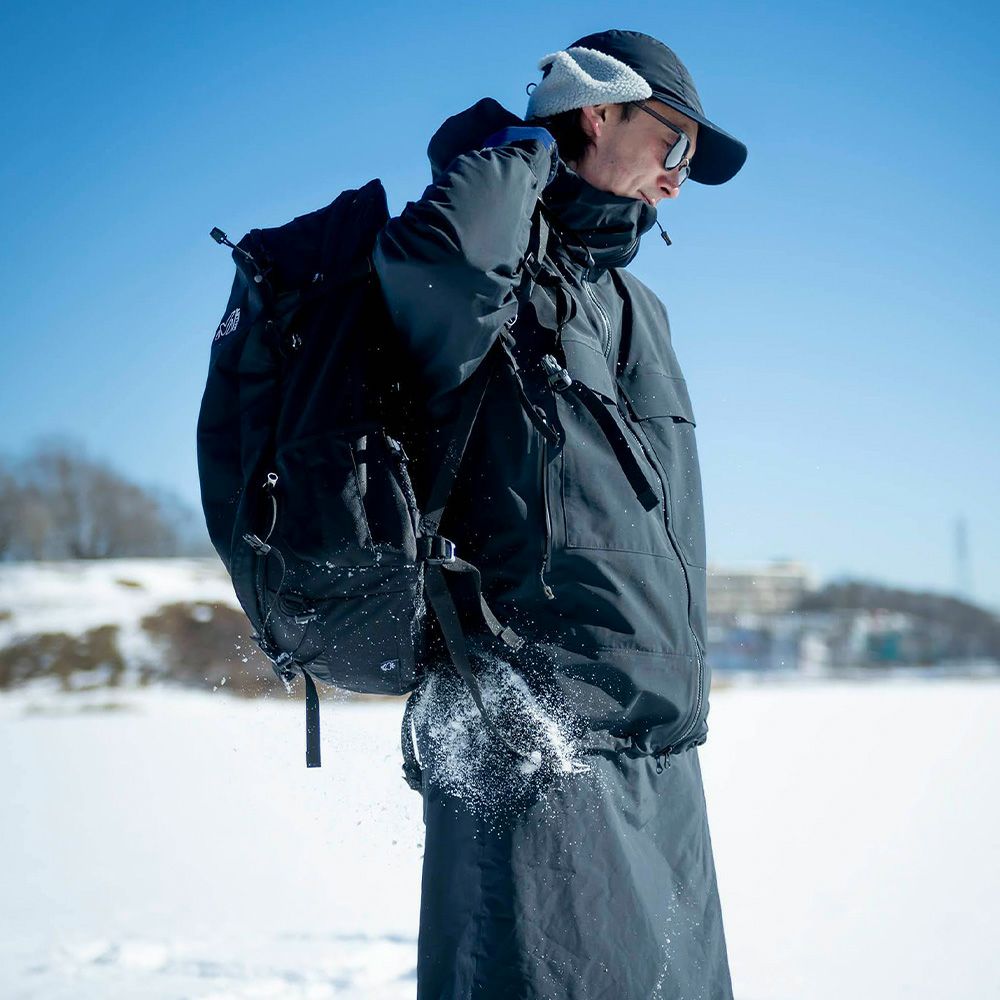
658 170 683 200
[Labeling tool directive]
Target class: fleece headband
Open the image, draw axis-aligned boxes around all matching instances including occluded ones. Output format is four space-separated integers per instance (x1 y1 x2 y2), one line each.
525 47 652 120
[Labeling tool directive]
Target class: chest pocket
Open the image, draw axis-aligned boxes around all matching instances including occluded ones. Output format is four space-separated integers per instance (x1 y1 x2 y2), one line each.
618 368 706 570
556 341 675 559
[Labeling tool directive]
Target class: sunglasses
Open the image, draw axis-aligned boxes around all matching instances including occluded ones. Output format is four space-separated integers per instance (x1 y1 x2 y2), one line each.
633 103 694 184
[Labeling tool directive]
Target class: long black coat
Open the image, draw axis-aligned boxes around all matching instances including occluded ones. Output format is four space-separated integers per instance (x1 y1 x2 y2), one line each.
375 100 732 999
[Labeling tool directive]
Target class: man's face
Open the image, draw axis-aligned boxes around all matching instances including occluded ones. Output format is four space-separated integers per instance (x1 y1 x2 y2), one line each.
572 99 699 205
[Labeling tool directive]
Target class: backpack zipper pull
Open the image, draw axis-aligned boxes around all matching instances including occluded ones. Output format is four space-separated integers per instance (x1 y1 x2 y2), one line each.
243 533 271 555
210 227 267 282
262 472 279 544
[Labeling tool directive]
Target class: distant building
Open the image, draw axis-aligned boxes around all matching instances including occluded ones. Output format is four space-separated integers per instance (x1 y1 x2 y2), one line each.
704 560 999 673
707 560 814 619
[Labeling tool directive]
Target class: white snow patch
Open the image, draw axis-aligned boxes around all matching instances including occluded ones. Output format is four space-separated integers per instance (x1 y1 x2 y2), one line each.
410 654 590 818
0 557 239 648
0 672 998 998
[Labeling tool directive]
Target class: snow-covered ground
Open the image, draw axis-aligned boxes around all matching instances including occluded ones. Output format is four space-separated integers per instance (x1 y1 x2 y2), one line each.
0 558 243 678
0 558 241 640
2 679 998 1000
1 560 998 998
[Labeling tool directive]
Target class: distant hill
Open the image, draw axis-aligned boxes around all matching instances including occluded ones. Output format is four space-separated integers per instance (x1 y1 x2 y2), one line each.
798 580 1000 662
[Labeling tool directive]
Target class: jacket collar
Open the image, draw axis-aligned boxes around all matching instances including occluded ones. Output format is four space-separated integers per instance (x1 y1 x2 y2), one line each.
542 161 656 272
427 98 656 272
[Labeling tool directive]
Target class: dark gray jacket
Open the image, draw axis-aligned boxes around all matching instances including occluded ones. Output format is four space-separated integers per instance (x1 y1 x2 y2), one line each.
375 100 711 761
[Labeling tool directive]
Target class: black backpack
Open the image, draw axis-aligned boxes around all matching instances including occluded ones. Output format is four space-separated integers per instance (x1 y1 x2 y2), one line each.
197 179 549 776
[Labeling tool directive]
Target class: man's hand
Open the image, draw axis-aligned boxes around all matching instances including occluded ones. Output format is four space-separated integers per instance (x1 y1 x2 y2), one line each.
481 127 559 186
482 126 556 152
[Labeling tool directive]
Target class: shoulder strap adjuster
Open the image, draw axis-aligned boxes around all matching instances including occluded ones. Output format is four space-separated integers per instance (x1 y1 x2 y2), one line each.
418 534 457 564
541 354 572 392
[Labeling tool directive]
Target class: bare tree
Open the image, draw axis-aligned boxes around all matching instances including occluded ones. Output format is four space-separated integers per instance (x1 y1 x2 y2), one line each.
7 439 185 559
0 459 22 558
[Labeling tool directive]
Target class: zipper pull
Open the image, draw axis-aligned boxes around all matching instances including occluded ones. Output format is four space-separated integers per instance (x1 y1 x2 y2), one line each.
243 532 271 555
262 472 279 544
655 219 672 247
210 227 267 282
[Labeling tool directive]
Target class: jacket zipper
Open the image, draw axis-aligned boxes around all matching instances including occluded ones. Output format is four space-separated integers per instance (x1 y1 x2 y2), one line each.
616 396 706 756
583 277 613 360
575 268 705 759
539 436 555 600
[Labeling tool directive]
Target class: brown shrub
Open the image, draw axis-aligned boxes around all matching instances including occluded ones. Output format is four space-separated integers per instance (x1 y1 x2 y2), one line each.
0 625 125 690
139 601 284 697
136 602 384 702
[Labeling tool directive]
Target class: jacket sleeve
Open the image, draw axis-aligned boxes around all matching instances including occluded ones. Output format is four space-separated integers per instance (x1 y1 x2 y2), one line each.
373 139 554 401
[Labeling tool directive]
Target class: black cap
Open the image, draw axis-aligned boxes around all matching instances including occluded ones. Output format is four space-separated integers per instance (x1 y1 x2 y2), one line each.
570 29 747 185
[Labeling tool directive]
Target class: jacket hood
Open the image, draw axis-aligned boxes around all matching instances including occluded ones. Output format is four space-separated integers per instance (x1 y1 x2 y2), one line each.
428 98 656 270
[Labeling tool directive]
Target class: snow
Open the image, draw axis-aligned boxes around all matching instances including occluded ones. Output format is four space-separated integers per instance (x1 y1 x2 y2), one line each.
0 557 242 671
0 689 424 1000
1 558 997 997
410 653 590 819
2 678 997 999
0 558 239 641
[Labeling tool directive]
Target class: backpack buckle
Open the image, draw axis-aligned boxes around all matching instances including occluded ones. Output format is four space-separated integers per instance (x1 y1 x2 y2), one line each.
419 534 457 564
541 354 572 392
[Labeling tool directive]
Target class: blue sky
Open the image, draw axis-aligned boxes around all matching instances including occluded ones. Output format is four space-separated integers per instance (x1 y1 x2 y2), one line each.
1 1 998 609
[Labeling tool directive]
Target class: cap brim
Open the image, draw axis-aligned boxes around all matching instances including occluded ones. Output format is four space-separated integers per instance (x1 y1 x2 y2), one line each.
651 92 747 186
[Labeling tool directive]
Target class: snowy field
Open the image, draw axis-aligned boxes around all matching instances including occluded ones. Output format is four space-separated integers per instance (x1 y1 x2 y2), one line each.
2 678 998 1000
1 560 998 998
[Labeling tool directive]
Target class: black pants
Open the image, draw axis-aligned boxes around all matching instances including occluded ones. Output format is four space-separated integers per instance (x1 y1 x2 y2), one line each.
413 712 734 1000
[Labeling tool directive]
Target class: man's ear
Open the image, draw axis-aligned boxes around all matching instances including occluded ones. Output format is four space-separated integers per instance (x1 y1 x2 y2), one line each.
579 104 611 139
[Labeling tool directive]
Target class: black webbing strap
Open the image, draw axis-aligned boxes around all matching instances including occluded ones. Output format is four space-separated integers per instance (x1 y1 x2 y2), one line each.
402 553 526 791
418 203 549 541
303 669 321 768
417 347 501 542
441 555 525 653
522 206 549 282
424 565 492 718
496 335 561 445
568 381 659 511
423 563 538 768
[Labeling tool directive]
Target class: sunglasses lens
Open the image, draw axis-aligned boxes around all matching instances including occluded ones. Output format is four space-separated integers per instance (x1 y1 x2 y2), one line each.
664 132 689 171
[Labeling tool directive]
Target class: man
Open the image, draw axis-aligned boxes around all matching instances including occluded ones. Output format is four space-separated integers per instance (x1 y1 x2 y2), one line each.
375 28 746 1000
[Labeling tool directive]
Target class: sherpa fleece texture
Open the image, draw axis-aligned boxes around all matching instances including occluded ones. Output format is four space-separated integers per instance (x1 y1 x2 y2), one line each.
525 46 652 119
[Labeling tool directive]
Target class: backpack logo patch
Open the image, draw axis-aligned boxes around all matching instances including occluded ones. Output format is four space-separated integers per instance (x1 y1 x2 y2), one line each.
214 307 241 342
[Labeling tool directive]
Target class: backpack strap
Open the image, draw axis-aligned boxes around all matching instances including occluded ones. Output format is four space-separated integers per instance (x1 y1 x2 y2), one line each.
416 199 550 543
413 345 540 774
521 203 549 287
304 669 321 768
404 204 558 783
